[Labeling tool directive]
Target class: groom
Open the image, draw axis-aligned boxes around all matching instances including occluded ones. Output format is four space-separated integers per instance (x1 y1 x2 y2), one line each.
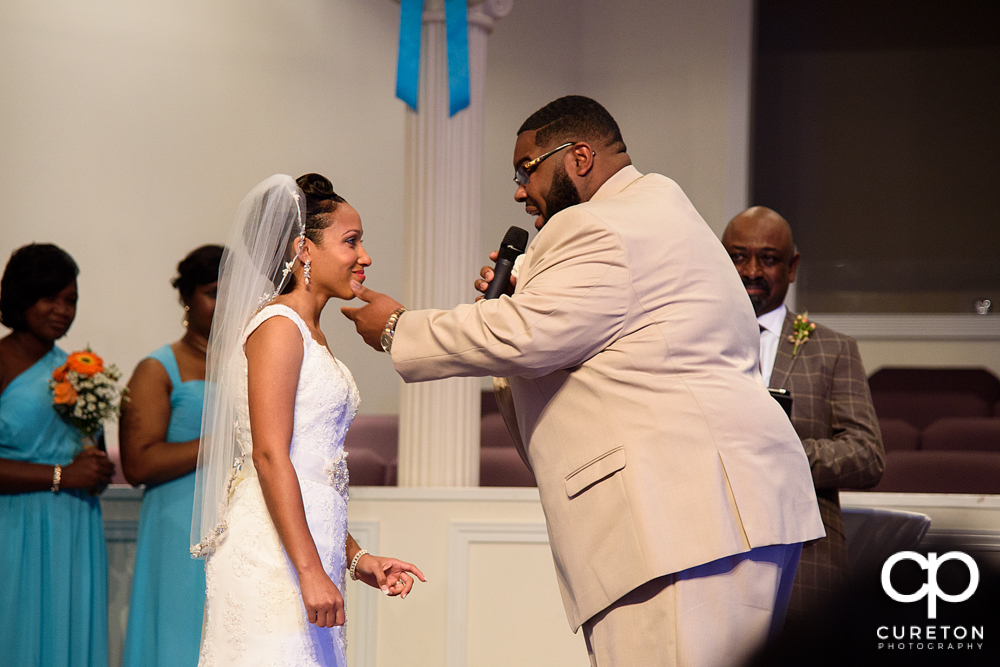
344 96 824 666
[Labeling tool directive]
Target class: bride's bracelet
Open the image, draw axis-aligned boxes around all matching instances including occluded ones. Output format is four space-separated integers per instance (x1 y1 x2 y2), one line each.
349 549 368 581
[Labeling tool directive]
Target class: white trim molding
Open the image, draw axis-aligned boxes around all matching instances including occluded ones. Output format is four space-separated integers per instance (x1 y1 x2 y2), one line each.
841 491 1000 512
347 520 381 667
101 485 143 541
446 521 550 667
841 492 1000 557
921 528 1000 553
351 486 540 503
809 313 1000 340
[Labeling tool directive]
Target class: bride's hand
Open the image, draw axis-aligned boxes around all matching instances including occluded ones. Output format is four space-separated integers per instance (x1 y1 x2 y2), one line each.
298 568 345 627
355 553 427 600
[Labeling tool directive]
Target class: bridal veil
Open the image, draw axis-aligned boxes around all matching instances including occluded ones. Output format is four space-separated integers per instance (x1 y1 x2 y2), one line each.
190 174 305 557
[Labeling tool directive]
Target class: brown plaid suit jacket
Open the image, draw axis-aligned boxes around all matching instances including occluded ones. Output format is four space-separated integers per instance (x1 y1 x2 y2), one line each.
768 309 885 618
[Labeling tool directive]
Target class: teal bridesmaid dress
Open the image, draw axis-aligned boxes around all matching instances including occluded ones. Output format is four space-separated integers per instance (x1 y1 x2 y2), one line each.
0 346 109 667
122 345 206 667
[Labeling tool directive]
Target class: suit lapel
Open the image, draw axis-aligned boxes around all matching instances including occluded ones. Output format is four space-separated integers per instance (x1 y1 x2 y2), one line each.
769 309 798 390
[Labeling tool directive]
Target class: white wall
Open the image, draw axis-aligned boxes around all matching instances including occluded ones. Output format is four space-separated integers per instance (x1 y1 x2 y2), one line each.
481 0 753 254
859 340 1000 377
0 0 407 413
3 0 996 421
1 0 758 415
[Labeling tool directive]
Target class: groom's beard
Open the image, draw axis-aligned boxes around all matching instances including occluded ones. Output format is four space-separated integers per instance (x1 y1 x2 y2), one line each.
543 163 582 221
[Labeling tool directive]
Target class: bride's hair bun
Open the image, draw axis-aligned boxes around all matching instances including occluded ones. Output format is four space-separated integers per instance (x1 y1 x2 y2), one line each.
296 173 338 200
294 172 346 225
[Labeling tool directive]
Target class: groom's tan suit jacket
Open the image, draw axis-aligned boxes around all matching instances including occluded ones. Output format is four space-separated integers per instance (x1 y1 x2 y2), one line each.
392 166 825 631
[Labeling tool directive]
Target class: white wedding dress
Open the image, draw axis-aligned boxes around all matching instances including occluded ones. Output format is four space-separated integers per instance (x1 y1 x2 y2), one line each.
199 305 359 667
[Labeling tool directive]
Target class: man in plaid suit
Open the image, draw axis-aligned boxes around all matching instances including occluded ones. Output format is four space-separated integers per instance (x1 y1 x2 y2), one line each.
722 206 885 623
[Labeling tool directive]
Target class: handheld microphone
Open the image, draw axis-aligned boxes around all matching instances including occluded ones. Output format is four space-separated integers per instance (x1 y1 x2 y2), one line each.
484 226 529 299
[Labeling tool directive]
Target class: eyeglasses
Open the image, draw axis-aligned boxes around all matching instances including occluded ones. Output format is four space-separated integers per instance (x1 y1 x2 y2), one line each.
513 142 575 186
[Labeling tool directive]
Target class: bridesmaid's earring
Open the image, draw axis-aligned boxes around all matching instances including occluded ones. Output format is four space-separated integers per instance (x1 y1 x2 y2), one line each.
182 305 190 327
303 260 311 287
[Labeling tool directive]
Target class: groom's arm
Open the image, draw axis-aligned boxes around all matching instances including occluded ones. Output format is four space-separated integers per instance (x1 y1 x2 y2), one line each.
345 211 630 382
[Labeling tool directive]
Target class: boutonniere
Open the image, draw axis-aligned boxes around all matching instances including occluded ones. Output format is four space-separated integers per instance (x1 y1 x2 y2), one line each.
788 313 816 357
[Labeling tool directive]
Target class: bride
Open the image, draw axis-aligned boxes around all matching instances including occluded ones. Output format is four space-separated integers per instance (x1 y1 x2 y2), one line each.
192 173 424 666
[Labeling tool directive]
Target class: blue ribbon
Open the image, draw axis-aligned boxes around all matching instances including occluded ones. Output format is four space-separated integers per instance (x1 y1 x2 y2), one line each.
395 0 423 111
395 0 471 117
444 0 470 116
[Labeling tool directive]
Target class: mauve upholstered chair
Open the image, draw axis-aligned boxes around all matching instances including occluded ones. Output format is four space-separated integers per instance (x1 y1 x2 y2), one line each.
921 417 1000 452
873 450 1000 494
868 367 1000 430
479 412 535 487
877 418 921 452
344 414 399 485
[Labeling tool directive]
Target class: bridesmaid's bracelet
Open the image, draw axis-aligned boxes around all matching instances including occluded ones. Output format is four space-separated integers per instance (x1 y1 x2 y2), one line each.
349 549 369 581
51 464 62 493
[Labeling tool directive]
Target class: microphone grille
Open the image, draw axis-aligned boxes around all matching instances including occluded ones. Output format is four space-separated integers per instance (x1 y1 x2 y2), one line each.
501 226 529 254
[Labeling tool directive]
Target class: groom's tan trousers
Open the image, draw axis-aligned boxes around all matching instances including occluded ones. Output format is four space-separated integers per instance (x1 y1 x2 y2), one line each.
582 543 801 667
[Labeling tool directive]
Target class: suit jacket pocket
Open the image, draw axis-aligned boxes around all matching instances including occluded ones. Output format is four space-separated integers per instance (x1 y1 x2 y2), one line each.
565 446 626 498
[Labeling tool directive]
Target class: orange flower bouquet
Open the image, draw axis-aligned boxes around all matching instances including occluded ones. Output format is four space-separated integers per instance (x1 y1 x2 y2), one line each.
48 347 127 439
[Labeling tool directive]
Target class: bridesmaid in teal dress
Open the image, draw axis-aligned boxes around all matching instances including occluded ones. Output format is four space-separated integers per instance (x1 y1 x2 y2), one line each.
0 243 115 667
120 245 221 667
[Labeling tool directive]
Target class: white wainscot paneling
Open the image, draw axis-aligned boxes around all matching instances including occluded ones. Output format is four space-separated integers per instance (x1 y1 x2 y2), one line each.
346 520 381 667
345 487 587 667
447 522 586 667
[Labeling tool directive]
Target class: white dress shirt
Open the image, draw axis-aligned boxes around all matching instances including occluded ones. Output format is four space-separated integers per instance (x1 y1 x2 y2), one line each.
511 252 525 279
757 304 786 387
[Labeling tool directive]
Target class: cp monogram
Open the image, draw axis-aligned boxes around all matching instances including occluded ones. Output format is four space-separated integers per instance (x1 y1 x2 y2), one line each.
881 551 979 619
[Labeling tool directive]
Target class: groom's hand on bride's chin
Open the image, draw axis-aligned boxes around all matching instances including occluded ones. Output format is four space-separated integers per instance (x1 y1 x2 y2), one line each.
341 281 404 352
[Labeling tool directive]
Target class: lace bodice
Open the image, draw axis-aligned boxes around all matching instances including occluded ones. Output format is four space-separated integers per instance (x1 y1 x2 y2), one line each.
235 304 360 495
199 303 359 667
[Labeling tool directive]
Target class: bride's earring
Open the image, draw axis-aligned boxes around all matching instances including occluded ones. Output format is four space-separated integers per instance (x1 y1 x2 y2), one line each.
303 260 311 287
182 305 190 327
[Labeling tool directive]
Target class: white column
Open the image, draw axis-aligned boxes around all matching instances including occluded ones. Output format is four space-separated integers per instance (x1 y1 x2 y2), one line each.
396 0 513 486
